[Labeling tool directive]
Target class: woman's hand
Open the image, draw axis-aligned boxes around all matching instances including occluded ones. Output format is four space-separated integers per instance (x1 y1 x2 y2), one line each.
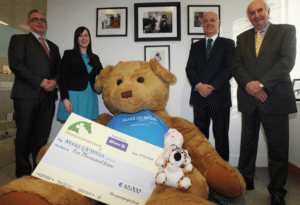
63 99 73 113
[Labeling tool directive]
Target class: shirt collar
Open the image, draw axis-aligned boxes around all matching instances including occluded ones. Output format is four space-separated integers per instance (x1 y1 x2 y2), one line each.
31 31 46 41
255 22 271 34
205 33 218 42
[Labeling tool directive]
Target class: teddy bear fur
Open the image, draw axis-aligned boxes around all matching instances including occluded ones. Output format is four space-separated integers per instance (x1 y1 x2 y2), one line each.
0 59 245 205
93 59 246 204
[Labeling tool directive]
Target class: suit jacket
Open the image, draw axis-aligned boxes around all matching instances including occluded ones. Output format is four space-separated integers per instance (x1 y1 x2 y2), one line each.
232 24 297 115
186 37 235 111
8 32 61 99
58 49 103 101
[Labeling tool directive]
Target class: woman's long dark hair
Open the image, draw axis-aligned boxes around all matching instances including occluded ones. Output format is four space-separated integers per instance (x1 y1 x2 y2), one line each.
73 26 96 67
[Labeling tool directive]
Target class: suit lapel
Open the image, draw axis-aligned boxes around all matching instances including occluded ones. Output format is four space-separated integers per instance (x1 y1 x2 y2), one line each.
208 36 221 60
46 40 54 60
194 39 206 60
78 53 90 74
245 28 256 58
257 24 277 59
200 39 207 61
28 32 50 60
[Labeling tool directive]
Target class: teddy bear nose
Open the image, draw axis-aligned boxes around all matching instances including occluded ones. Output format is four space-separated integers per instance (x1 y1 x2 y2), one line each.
174 152 182 161
121 91 132 98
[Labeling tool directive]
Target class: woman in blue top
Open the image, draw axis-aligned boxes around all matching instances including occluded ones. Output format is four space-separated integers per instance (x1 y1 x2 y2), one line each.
57 27 103 120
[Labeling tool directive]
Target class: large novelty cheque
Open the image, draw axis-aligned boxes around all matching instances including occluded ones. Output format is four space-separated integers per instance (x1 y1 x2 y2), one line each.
32 113 163 205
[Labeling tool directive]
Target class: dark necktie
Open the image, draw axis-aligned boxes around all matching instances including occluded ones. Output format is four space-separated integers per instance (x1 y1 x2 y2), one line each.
39 37 50 58
206 38 212 60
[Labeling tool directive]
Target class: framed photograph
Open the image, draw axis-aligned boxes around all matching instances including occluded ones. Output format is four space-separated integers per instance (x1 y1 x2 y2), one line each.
96 7 128 37
188 5 220 35
191 35 205 44
134 2 181 42
144 45 170 70
293 79 300 101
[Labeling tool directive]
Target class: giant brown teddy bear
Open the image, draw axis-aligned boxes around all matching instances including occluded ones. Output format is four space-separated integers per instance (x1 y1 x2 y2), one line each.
0 59 245 205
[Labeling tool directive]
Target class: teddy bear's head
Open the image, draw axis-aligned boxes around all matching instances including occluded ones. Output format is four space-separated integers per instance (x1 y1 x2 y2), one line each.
94 59 177 115
164 128 184 149
167 145 191 169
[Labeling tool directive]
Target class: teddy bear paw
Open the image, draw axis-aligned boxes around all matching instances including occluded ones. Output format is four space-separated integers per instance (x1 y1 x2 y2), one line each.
179 177 192 190
183 164 193 173
155 172 167 185
155 157 164 167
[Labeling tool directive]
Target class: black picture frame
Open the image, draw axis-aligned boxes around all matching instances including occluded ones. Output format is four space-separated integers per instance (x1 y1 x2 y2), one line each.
293 79 300 101
187 5 220 35
144 45 170 70
191 35 205 44
134 2 181 42
96 7 128 37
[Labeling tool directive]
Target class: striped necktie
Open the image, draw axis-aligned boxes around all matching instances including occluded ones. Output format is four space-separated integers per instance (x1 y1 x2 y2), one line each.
255 30 263 56
39 37 50 58
206 38 212 60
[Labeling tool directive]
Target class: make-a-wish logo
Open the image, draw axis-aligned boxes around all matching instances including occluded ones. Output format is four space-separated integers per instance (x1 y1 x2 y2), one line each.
68 121 92 135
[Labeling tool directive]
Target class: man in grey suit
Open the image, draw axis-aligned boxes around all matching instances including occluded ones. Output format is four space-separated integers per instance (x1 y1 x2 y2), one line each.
8 9 61 178
232 0 296 204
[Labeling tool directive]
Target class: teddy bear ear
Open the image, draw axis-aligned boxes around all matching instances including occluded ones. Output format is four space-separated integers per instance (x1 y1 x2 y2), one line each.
94 65 114 94
150 59 177 85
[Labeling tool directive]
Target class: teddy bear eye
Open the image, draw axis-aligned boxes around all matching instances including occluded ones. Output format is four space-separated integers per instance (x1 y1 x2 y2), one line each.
117 79 123 85
137 77 144 83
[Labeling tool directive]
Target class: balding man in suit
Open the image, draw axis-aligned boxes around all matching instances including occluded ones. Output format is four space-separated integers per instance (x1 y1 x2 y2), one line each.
232 1 296 204
186 12 235 161
8 9 61 178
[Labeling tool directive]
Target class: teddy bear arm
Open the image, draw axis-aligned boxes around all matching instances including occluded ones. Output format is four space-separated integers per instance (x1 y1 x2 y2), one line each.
183 163 193 173
93 113 113 126
166 117 246 198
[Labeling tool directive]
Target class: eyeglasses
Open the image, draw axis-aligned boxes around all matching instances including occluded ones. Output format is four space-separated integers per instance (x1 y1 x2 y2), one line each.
29 18 47 23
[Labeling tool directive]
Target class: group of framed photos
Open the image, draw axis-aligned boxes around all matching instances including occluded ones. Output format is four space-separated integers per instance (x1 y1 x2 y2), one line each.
95 2 219 71
96 3 220 39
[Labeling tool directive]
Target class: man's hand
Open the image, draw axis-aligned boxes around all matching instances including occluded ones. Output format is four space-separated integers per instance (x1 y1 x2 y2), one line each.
40 79 49 89
245 81 262 96
196 84 214 98
254 90 268 102
40 79 57 91
63 99 73 113
44 80 57 91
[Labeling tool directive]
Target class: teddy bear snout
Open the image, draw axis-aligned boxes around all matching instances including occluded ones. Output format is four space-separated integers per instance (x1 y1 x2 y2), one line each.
174 152 182 161
121 91 132 98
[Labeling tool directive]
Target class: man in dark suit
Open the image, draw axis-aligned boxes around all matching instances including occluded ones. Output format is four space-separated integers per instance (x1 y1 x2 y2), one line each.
232 0 296 204
8 9 61 178
186 12 235 161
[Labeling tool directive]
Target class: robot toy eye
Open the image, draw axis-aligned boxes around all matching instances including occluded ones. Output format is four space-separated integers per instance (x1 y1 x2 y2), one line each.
137 77 144 83
117 79 123 85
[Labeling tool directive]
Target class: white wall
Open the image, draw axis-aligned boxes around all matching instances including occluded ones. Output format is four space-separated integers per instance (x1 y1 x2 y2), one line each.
46 0 298 167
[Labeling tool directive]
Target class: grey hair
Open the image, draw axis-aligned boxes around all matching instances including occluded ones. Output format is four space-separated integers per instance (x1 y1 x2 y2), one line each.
28 9 46 21
204 12 220 22
247 0 270 19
